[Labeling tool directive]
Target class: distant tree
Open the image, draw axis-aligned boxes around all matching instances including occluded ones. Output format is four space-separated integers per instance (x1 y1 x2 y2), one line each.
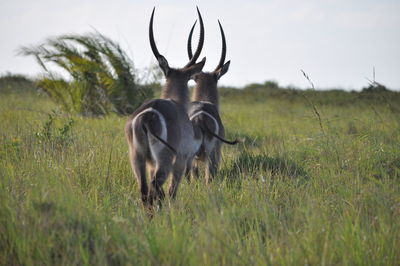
19 32 153 116
362 67 390 93
262 80 279 90
243 80 280 91
362 81 390 93
0 73 36 93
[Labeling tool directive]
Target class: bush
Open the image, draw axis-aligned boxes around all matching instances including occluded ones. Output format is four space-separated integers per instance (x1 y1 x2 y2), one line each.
362 81 390 93
34 109 75 148
0 73 36 93
19 33 153 116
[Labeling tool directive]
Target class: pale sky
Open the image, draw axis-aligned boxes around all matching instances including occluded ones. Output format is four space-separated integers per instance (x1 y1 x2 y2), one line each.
1 0 399 90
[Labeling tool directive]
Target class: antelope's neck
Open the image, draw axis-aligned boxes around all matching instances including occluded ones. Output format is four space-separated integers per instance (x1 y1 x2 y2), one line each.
192 84 219 110
161 81 190 110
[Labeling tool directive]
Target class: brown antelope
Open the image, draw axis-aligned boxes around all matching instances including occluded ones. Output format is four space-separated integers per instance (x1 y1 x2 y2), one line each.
125 7 205 206
187 20 239 184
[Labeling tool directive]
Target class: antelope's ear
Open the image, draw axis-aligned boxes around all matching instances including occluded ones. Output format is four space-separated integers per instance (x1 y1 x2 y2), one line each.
157 55 170 77
186 57 206 78
216 60 230 80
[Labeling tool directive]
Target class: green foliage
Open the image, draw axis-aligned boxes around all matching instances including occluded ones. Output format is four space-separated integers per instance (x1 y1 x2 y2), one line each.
34 109 75 148
362 80 390 93
19 33 153 116
0 73 36 93
243 80 280 91
1 90 399 265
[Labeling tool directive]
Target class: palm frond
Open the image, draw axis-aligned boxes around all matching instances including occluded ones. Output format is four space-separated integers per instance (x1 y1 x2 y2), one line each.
19 32 153 116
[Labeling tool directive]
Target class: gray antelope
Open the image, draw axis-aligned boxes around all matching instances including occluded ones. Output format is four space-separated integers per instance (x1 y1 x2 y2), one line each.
187 20 239 184
125 8 205 206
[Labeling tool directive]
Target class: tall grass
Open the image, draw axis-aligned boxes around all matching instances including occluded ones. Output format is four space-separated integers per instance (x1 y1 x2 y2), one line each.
0 89 399 265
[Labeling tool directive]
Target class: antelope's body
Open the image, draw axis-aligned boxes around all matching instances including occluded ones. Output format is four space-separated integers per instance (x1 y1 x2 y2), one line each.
189 101 225 182
125 7 205 206
125 99 202 204
187 20 237 183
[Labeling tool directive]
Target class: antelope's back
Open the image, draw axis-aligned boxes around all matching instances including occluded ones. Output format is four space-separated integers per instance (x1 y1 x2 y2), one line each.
189 101 224 130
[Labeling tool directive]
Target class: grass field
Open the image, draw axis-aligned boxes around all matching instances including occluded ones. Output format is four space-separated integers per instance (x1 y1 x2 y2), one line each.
1 89 399 265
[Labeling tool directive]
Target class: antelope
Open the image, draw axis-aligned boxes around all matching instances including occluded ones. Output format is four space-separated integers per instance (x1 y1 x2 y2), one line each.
125 7 205 206
187 20 239 184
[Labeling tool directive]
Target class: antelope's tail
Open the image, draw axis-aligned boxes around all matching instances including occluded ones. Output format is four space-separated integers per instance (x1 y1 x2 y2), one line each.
140 111 177 154
202 123 239 145
144 124 177 153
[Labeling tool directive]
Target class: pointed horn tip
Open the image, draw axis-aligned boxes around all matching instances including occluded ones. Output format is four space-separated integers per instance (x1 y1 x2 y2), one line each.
218 20 224 31
196 7 203 21
218 20 225 33
150 7 155 23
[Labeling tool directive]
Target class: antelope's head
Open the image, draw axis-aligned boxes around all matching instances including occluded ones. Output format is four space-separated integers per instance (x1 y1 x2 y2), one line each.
149 7 206 104
188 20 230 107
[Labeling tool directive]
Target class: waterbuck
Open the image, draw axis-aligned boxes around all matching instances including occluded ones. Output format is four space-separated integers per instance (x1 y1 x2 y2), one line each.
125 7 205 206
187 20 239 184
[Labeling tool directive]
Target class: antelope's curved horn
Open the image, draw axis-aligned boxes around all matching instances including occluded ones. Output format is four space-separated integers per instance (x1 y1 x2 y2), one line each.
215 20 227 71
184 7 204 68
187 20 197 60
149 7 161 60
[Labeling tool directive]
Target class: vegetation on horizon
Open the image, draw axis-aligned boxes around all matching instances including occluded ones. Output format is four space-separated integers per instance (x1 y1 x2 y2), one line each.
0 73 36 93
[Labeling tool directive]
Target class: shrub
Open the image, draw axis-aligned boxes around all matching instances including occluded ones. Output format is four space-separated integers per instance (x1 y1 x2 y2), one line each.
35 109 75 148
19 33 153 116
0 73 36 93
362 81 390 93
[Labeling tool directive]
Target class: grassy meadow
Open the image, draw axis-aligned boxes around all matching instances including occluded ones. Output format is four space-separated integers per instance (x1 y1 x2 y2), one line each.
1 86 399 265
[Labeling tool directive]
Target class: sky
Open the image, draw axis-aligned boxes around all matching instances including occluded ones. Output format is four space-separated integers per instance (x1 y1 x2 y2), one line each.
1 0 399 90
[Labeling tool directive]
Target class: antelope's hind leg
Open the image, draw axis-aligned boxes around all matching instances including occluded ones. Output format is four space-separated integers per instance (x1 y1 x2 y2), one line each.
169 156 187 199
191 160 201 181
206 145 221 185
185 157 199 183
130 151 148 205
149 150 174 206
